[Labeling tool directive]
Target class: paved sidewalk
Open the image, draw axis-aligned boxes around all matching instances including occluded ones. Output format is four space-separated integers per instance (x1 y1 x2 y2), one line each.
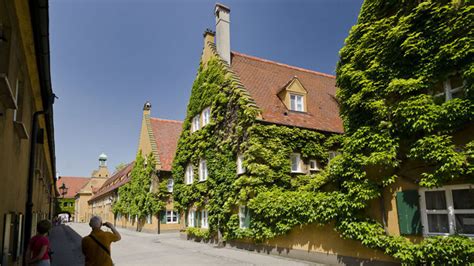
49 224 84 266
51 222 316 266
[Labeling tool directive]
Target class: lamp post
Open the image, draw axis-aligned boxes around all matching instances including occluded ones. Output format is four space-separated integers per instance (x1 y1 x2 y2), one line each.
59 183 68 198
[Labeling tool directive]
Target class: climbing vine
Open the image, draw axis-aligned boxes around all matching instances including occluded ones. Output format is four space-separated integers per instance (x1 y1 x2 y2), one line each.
174 1 474 264
112 152 167 229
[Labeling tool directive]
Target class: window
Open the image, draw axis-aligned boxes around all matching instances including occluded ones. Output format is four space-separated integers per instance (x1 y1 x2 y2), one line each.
290 153 302 173
328 151 339 162
185 164 194 185
199 159 208 181
420 185 474 236
167 178 174 192
239 206 250 229
146 214 152 224
191 115 200 132
167 211 178 224
201 210 208 229
13 78 23 122
237 154 245 174
433 74 465 102
290 94 304 112
309 160 320 171
202 107 211 127
188 210 196 227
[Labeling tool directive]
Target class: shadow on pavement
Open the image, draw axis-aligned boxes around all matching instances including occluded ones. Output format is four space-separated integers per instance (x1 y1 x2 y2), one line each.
49 224 85 266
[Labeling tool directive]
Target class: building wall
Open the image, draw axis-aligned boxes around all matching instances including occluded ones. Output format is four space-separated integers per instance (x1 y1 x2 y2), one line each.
0 1 56 265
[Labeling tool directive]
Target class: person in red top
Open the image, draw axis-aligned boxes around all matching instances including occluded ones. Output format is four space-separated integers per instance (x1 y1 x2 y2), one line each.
26 220 52 266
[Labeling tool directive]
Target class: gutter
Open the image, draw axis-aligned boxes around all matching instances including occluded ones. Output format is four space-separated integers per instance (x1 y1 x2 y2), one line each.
24 0 57 251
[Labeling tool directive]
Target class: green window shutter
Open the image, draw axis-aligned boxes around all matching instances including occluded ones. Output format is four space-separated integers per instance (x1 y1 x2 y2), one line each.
185 212 188 226
396 190 422 235
244 207 250 228
160 211 167 224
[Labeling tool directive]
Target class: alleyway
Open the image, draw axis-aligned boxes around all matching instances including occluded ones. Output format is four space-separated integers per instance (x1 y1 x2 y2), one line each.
49 223 316 266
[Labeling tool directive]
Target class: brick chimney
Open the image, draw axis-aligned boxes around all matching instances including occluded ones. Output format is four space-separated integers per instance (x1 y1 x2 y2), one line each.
214 3 231 64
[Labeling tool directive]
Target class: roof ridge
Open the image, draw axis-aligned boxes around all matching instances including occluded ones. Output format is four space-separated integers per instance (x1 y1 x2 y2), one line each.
58 176 90 180
231 51 336 79
150 117 183 124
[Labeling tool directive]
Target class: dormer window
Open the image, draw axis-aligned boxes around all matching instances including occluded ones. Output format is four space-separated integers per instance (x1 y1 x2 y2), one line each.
290 94 304 112
433 74 465 102
191 115 200 132
278 77 307 112
202 107 211 127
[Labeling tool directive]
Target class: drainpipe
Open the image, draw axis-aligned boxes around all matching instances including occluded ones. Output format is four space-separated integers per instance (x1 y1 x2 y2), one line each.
24 110 45 252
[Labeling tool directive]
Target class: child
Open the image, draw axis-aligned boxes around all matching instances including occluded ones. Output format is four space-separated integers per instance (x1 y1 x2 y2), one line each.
26 220 52 266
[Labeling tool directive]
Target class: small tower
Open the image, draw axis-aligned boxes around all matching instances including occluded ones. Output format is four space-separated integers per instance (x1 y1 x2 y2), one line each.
91 153 110 178
99 152 107 168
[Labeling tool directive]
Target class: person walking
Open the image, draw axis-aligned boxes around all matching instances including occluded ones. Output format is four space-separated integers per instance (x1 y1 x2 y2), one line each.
82 216 121 266
25 220 52 266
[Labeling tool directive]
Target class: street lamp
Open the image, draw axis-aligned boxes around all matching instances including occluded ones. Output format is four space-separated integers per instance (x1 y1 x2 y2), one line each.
59 183 68 198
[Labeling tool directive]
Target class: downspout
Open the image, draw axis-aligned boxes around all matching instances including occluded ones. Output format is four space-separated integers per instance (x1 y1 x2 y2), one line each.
24 110 46 252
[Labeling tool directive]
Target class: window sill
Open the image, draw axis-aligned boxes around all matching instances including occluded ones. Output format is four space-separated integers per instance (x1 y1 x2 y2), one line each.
290 171 305 174
14 121 29 140
423 232 474 238
165 221 179 224
0 74 17 109
198 179 207 182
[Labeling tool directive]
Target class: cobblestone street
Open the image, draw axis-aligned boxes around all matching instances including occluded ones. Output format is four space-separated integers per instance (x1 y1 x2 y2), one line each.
49 223 317 266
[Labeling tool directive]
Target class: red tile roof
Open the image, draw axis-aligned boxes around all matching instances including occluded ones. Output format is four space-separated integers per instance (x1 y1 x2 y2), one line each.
56 176 90 199
89 162 134 202
231 51 343 133
149 118 183 171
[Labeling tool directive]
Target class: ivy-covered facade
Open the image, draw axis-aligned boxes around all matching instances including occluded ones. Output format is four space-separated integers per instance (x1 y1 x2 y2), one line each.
89 103 184 233
173 2 473 265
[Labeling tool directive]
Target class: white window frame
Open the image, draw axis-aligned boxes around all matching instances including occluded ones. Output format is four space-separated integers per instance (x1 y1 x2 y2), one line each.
201 210 208 229
167 178 174 192
199 159 208 181
166 210 178 224
237 153 246 174
146 214 152 224
290 93 304 112
185 164 194 185
434 76 465 102
201 107 211 127
419 184 474 237
290 153 302 173
239 205 248 229
309 160 320 171
188 210 196 227
191 115 200 132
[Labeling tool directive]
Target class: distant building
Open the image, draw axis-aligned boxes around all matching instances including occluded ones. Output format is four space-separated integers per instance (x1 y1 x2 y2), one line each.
88 102 184 233
74 154 110 222
55 176 89 221
0 0 57 265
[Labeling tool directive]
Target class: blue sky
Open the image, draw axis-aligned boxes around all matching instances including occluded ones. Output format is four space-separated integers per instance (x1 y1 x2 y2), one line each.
50 0 363 177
